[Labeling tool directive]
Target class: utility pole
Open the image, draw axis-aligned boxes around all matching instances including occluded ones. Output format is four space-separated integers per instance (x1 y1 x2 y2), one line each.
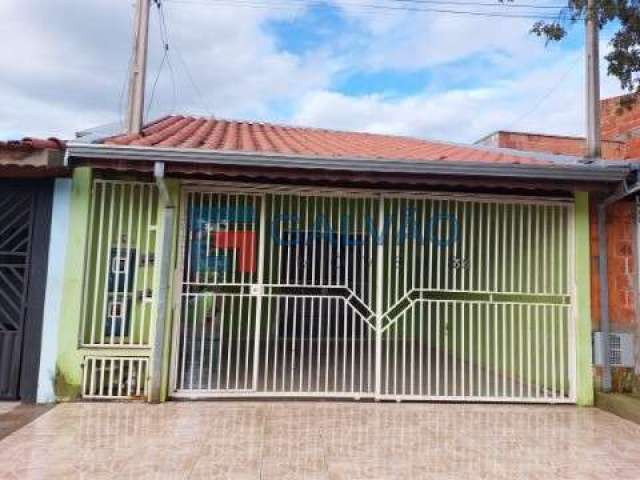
126 0 151 135
585 0 602 158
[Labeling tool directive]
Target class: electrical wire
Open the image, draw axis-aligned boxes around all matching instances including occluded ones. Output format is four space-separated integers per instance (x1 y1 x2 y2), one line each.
388 0 567 9
146 0 177 115
159 1 214 115
164 0 572 20
504 53 582 131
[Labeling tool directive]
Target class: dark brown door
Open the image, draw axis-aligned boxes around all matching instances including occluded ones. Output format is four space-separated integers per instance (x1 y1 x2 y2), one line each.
0 181 52 401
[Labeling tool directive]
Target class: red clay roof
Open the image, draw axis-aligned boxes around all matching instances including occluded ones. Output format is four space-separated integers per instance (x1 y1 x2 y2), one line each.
0 137 66 151
103 115 553 166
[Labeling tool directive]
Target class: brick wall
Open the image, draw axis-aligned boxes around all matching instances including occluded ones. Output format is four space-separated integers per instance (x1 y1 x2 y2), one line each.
601 94 640 142
590 201 637 329
480 131 628 160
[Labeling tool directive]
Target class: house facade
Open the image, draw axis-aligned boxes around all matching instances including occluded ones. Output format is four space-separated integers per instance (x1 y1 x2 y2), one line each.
40 115 635 406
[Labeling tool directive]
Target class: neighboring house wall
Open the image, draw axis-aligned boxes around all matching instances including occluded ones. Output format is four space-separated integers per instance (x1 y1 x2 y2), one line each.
478 131 627 160
601 95 640 142
590 200 639 391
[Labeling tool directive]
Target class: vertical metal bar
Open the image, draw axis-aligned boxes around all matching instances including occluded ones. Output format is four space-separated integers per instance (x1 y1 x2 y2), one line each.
375 195 384 399
117 358 124 396
368 197 374 393
486 203 492 292
130 185 143 345
100 183 117 345
527 304 532 398
111 183 126 345
510 203 516 293
252 196 267 390
281 195 290 390
543 206 548 293
453 200 459 290
485 303 490 397
138 359 145 396
551 305 557 399
567 204 577 401
107 358 115 397
272 195 285 391
89 182 105 345
121 185 134 347
317 197 326 393
334 197 341 391
326 196 334 393
461 302 466 397
197 296 207 389
419 198 426 395
88 358 96 397
493 303 499 397
435 302 440 396
352 197 359 393
241 196 252 389
510 303 515 398
469 202 476 292
435 200 442 291
141 184 155 345
519 204 524 294
501 203 507 292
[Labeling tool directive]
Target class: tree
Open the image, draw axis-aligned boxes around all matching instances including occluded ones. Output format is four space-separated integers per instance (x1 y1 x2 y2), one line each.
506 1 640 104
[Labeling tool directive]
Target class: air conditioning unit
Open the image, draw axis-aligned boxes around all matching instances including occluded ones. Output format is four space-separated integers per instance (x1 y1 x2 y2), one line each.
593 332 634 367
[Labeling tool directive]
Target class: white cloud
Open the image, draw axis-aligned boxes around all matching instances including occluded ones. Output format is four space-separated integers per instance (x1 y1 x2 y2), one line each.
0 0 337 139
291 44 625 143
0 0 627 145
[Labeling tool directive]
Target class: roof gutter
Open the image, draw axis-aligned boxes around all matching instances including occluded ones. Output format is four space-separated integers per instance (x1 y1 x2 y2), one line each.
65 143 631 183
150 161 174 403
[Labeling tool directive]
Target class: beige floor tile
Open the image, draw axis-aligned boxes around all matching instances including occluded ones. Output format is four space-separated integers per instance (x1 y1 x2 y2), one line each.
0 402 639 480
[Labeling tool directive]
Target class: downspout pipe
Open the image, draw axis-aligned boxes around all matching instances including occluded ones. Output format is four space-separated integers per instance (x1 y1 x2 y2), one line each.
598 166 640 392
150 161 175 402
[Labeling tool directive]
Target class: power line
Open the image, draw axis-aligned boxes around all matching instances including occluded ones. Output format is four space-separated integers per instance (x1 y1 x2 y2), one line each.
158 0 214 115
389 0 566 9
504 53 582 131
146 0 177 115
164 0 570 20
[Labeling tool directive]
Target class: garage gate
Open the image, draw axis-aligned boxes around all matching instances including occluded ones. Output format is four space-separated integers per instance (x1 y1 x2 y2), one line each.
170 185 576 403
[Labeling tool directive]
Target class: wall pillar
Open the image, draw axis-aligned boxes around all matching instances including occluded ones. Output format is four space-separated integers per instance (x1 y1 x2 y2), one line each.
55 168 92 400
150 179 180 402
36 178 72 403
575 191 595 406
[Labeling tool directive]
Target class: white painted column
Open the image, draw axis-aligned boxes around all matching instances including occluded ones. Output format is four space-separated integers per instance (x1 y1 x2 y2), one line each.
36 178 72 403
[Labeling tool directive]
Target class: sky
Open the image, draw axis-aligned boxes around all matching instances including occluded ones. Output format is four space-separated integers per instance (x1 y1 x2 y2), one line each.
0 0 626 144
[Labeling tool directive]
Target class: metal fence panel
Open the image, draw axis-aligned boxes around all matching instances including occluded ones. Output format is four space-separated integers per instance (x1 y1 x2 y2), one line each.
171 186 575 403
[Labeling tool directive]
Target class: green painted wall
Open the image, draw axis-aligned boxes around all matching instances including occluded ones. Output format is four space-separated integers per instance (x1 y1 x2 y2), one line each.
56 167 93 399
574 192 594 406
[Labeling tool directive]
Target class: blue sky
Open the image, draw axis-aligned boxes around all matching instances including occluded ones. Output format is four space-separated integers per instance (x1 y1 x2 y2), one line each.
0 0 624 143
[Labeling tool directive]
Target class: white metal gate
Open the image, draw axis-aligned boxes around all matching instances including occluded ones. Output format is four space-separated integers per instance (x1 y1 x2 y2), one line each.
171 185 576 403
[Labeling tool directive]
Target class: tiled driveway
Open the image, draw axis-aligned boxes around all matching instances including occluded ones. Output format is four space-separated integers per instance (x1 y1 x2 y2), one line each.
0 402 639 480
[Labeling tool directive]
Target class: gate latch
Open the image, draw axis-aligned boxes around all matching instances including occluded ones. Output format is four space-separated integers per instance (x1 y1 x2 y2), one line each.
250 284 264 296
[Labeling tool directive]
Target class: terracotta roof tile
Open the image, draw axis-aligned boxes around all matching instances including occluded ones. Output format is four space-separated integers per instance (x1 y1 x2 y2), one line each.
0 137 66 151
103 115 554 166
